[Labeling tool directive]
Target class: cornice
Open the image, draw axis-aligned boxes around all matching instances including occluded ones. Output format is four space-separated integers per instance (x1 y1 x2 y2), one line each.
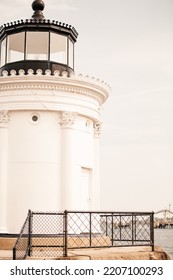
0 69 111 105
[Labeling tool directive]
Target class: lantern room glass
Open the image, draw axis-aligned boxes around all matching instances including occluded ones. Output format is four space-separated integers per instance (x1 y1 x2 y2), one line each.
0 30 74 69
7 33 25 64
50 33 67 64
68 39 74 69
26 32 49 60
0 38 6 67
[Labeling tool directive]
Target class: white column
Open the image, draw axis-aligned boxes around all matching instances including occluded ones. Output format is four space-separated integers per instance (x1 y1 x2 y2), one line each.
60 111 78 210
93 121 102 210
0 110 11 233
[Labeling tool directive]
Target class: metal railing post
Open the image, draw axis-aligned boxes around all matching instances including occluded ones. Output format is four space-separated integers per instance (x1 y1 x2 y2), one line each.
150 212 155 251
134 215 137 241
64 210 68 257
28 209 32 257
89 212 92 247
111 213 114 246
132 213 134 245
106 216 108 236
119 215 122 241
13 247 16 260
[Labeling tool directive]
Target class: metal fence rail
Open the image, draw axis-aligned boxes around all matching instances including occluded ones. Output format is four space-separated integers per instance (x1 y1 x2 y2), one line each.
13 210 154 259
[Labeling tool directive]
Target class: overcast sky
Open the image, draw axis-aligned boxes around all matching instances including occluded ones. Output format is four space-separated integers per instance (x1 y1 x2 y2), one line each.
0 0 173 213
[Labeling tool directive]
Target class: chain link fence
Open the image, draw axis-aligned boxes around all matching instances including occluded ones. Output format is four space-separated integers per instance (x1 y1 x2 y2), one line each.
13 210 31 260
13 211 64 259
13 210 154 259
30 212 64 258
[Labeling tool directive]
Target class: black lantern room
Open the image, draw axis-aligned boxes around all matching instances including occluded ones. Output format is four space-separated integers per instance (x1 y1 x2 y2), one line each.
0 0 78 76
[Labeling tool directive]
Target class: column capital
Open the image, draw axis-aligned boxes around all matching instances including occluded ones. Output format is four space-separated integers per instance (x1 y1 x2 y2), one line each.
60 111 77 128
94 121 102 138
0 111 11 128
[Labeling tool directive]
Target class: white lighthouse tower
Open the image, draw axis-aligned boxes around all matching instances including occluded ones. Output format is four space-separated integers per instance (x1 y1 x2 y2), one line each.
0 1 110 234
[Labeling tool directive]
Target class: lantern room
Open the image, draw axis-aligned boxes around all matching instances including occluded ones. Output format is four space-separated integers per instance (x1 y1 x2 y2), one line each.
0 0 78 75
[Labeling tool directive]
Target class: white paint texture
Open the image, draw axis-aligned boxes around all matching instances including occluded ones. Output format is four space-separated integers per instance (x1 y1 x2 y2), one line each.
0 70 110 233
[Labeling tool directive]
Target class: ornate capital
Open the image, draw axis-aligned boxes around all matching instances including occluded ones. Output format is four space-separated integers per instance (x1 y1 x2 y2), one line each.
0 111 11 127
94 122 102 138
60 111 77 128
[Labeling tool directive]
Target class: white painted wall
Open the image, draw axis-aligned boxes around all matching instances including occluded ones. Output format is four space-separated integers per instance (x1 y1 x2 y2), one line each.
7 111 61 232
0 119 9 233
0 72 109 233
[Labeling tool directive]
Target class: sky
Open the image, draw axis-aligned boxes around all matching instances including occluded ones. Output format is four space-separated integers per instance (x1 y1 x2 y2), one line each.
0 0 173 213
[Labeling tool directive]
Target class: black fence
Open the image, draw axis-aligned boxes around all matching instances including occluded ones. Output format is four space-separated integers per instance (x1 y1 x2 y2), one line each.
13 210 154 259
13 211 64 260
13 210 31 260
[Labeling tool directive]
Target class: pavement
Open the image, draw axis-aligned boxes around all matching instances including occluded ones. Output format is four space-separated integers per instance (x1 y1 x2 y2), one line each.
0 250 13 260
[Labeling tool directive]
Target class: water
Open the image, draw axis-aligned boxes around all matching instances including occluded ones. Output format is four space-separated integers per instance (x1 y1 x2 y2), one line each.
154 229 173 259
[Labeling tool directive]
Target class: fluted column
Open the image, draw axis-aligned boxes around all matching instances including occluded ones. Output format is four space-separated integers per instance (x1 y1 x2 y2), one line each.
60 111 78 210
0 110 11 233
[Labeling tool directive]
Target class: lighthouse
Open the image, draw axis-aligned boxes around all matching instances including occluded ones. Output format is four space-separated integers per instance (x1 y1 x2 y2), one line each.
0 1 110 234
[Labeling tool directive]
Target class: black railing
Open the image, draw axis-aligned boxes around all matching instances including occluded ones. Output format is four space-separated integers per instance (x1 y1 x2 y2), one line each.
13 210 64 260
13 210 154 259
13 210 32 260
65 211 154 252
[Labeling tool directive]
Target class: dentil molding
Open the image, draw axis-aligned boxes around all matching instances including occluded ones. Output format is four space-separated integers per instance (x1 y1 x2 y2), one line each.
0 69 110 105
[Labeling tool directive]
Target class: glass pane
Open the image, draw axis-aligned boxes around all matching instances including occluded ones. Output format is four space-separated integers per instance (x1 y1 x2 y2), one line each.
68 39 74 68
50 33 67 64
26 32 48 60
7 33 25 63
0 38 6 67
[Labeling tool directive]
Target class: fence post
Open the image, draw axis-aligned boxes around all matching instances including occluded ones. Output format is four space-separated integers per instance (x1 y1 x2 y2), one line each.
28 209 32 257
64 210 68 257
119 215 122 241
111 213 114 246
134 215 137 241
89 212 92 247
132 213 134 245
106 216 108 236
150 212 154 251
13 247 16 260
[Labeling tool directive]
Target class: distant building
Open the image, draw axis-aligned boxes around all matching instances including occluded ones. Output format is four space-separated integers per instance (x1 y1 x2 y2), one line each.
0 1 110 234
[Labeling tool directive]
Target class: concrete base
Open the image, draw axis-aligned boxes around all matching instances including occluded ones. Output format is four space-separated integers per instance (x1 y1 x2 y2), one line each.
65 246 171 260
0 237 16 250
0 246 171 260
0 237 171 260
0 235 111 250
